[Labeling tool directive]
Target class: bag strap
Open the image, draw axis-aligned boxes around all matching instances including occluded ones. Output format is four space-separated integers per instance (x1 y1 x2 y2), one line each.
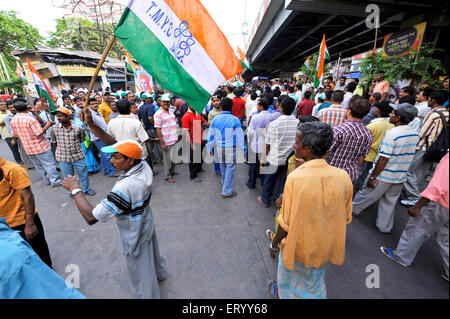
434 110 448 131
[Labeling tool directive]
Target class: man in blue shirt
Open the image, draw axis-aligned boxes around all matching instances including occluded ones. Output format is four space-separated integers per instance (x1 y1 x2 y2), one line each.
207 98 247 198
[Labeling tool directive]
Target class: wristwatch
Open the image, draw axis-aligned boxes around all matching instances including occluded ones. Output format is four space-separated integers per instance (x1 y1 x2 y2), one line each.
71 188 82 196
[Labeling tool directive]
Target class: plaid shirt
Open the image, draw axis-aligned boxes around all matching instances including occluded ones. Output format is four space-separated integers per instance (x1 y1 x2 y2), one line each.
10 113 50 155
327 119 374 181
317 105 347 128
50 123 86 162
417 107 449 151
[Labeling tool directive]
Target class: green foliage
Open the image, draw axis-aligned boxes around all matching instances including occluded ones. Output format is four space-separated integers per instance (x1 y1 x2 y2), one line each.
0 77 25 93
46 17 125 59
358 43 446 90
0 10 43 53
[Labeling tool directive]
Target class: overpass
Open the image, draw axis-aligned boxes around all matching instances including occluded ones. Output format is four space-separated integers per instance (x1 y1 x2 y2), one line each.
243 0 449 79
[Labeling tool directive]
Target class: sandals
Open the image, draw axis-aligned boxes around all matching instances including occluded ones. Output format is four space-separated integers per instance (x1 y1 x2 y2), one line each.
267 280 279 299
380 246 408 267
265 229 275 241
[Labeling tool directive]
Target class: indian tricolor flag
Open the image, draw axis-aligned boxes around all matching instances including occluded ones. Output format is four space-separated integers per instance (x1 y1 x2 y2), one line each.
26 58 57 113
115 0 243 114
302 56 311 69
125 50 139 73
313 34 331 88
237 46 252 71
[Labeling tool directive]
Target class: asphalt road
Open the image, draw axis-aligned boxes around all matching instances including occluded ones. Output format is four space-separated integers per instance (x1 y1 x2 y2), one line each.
1 138 448 299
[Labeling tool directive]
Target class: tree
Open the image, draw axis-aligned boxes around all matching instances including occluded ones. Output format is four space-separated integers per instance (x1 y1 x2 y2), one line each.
46 17 125 59
299 54 330 85
358 43 446 91
0 10 43 92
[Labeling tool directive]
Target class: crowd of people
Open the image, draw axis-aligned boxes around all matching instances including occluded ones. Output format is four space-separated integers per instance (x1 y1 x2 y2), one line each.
0 74 448 299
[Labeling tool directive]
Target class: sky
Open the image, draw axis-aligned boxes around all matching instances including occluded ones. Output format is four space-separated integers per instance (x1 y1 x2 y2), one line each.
2 0 264 51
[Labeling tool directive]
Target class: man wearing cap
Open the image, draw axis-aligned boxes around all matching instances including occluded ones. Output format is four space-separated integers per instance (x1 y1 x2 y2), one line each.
401 90 449 206
352 103 420 234
154 94 179 183
50 107 95 196
61 140 168 298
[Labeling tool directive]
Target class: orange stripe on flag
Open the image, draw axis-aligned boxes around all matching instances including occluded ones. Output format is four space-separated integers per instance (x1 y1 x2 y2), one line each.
165 0 243 80
26 58 56 105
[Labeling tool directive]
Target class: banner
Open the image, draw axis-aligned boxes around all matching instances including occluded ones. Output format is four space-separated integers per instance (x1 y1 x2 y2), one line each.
382 22 427 57
57 65 105 77
135 70 153 94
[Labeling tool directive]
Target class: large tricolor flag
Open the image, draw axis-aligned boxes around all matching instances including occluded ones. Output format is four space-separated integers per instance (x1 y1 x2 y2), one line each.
237 46 252 71
115 0 243 113
313 34 331 88
26 58 57 113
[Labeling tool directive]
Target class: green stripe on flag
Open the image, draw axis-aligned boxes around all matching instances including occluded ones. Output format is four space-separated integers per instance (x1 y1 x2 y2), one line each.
36 85 57 113
115 8 211 114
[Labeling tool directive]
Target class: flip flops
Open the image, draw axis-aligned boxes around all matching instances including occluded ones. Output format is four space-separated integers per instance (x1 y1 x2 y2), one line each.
265 229 274 241
267 280 278 299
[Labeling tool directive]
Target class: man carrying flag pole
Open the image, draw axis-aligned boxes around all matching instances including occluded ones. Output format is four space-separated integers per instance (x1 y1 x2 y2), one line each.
26 58 57 113
313 35 331 88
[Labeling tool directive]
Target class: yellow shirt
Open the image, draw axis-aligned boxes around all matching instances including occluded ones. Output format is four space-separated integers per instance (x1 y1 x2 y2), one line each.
0 157 35 228
278 159 353 270
98 102 112 123
365 118 394 162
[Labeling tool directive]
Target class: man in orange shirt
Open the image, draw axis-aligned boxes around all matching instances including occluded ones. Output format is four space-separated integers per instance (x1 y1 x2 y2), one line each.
267 122 353 299
370 72 390 101
0 156 52 267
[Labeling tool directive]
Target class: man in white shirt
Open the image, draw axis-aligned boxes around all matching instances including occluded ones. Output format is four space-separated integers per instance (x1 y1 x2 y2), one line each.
301 77 313 95
341 82 357 109
334 77 347 91
415 88 432 122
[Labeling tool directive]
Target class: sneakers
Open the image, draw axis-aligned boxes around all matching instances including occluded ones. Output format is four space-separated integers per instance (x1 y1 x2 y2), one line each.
400 199 418 207
380 246 408 267
84 190 96 196
51 182 62 188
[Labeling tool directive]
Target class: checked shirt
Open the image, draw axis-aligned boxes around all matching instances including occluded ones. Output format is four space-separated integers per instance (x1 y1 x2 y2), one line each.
50 123 86 162
327 119 374 181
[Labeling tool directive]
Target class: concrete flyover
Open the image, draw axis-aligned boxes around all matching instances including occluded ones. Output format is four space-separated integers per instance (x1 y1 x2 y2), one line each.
243 0 449 79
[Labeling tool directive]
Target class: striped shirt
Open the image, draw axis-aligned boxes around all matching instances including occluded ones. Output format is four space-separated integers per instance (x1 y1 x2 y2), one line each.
10 113 50 155
417 107 449 151
373 125 420 184
327 119 373 181
317 104 347 128
154 108 178 146
265 115 299 166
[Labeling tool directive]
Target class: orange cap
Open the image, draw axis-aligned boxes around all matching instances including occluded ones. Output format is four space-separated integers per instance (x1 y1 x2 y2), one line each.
57 107 71 116
101 140 143 160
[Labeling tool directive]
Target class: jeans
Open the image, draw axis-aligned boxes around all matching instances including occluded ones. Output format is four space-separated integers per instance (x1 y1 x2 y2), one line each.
215 146 237 196
261 164 288 205
92 139 116 176
247 157 262 189
5 137 22 163
28 149 62 186
59 159 92 193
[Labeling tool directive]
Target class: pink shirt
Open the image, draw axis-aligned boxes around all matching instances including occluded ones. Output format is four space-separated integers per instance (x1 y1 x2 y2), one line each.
154 108 178 146
421 153 449 210
10 113 50 155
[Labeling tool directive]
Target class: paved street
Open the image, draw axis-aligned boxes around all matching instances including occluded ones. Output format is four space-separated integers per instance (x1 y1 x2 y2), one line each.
1 139 448 299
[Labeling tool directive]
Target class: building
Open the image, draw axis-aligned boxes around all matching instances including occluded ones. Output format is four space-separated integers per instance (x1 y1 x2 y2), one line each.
12 47 136 96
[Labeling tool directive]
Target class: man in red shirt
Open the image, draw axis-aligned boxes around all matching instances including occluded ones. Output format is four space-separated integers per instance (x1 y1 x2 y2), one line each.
296 91 316 118
182 105 210 182
232 89 246 124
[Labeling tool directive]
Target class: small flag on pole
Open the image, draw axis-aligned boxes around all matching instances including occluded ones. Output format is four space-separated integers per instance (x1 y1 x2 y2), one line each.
237 46 253 71
313 34 330 88
302 56 311 69
114 0 243 114
125 50 138 73
26 58 57 113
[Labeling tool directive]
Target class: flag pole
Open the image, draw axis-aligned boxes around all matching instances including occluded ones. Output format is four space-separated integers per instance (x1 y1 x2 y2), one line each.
84 35 116 110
